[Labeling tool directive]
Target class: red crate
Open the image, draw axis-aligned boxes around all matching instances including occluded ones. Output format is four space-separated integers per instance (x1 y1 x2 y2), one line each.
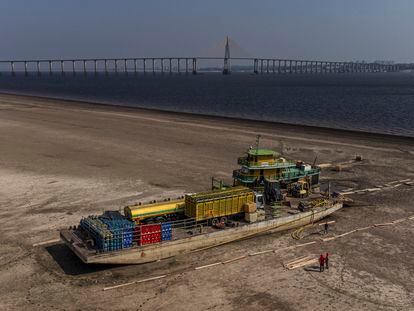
138 224 162 246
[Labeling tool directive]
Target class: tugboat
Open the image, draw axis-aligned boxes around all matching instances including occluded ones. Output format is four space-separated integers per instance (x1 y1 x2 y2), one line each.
233 137 320 189
60 141 342 265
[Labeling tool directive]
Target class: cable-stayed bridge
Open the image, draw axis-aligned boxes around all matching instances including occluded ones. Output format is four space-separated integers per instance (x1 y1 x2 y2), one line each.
0 37 410 76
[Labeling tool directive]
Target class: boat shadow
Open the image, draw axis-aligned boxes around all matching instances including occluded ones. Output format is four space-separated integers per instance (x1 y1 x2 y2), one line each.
45 243 122 276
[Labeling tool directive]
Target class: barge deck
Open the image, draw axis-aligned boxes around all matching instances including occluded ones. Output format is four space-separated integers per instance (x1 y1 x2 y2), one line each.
60 202 342 265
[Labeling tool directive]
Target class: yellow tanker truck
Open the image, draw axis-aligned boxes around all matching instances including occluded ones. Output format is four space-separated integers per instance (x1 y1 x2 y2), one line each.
124 186 263 224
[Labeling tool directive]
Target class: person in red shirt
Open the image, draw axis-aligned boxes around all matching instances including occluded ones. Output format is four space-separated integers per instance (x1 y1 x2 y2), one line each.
319 254 325 272
325 253 329 270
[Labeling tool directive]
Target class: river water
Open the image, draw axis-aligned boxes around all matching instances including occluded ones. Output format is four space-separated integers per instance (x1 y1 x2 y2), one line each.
0 72 413 137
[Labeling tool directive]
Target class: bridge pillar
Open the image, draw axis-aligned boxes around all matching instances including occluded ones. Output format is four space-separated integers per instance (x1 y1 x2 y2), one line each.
152 58 155 74
272 60 275 73
37 61 41 76
266 59 269 74
10 61 14 76
124 59 127 74
72 61 76 75
49 61 52 75
192 58 197 75
61 61 65 75
83 60 87 75
94 60 97 75
177 59 180 74
143 59 146 74
278 60 281 74
134 59 137 74
24 61 28 76
185 58 189 74
169 58 172 74
104 60 108 75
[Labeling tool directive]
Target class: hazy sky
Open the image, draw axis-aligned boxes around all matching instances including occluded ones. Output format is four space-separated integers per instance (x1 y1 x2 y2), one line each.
1 0 413 62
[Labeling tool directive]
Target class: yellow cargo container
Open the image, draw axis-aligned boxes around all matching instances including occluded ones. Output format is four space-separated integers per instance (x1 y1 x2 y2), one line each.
124 199 185 222
184 186 254 221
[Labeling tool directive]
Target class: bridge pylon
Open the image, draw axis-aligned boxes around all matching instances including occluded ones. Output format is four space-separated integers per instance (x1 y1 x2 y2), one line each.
223 36 231 75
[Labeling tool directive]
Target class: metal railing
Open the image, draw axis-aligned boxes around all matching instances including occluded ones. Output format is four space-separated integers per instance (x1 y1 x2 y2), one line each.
237 157 296 168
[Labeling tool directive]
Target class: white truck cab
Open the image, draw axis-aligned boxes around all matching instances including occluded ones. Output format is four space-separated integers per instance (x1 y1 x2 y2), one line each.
254 192 265 209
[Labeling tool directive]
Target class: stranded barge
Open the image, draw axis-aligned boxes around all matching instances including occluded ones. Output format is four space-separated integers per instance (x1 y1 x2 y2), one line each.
61 144 342 265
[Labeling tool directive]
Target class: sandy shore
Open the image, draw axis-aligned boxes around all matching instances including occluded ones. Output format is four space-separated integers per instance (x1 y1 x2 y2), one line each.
0 93 413 310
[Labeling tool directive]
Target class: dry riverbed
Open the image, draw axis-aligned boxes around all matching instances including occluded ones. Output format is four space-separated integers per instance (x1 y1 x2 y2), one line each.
0 93 413 310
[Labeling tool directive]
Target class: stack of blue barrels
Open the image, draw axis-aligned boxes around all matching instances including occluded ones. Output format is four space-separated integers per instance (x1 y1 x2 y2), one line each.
99 211 135 250
80 216 113 252
80 212 135 252
161 222 172 241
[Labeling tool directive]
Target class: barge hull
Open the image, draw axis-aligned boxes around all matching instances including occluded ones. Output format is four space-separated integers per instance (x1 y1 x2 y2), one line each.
60 203 342 265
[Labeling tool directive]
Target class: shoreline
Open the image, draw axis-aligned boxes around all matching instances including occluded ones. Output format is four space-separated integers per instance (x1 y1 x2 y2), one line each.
1 91 413 141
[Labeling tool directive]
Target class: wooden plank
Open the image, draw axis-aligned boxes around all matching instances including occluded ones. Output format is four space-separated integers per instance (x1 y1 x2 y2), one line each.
222 255 247 264
32 238 60 247
103 275 167 291
374 222 395 227
337 230 357 237
340 191 356 195
195 262 222 270
287 259 317 269
318 221 336 226
388 180 401 185
392 218 407 224
249 250 274 256
284 256 312 266
286 259 318 270
366 188 381 192
317 163 332 168
321 236 337 242
355 226 373 231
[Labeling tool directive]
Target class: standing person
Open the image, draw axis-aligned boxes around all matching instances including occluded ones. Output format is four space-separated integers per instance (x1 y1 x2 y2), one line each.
324 222 329 234
319 254 325 272
325 253 329 270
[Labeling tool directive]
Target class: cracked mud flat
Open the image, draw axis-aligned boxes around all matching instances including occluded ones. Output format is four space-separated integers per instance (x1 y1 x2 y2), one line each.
0 93 413 310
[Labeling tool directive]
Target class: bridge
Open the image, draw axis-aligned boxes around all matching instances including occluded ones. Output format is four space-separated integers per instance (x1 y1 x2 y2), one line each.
0 37 410 76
